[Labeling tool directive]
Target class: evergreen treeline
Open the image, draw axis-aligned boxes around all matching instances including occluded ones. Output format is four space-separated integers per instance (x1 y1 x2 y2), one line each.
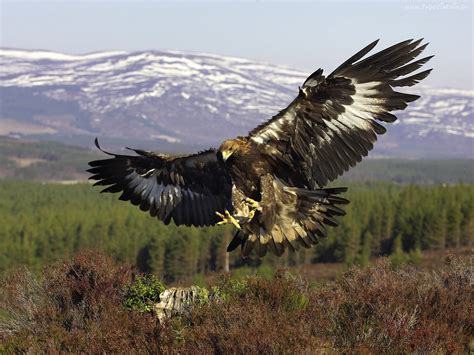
0 181 472 282
340 158 474 184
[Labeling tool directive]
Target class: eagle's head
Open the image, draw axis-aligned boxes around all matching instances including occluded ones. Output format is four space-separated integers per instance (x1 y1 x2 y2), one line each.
219 138 246 162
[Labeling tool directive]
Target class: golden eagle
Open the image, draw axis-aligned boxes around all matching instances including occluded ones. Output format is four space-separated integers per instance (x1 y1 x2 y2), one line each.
88 39 432 257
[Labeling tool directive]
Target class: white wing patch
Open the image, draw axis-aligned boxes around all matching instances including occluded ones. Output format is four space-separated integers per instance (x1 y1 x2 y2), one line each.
251 78 385 148
250 110 295 144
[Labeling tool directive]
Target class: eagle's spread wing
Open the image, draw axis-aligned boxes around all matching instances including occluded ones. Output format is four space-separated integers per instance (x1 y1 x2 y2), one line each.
249 39 432 188
88 139 232 227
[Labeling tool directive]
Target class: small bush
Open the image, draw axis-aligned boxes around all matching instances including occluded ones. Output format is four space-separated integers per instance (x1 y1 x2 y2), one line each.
124 274 165 313
407 247 423 265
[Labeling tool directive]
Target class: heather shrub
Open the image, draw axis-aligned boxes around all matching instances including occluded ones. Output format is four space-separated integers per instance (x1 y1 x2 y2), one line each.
171 270 320 354
174 257 472 353
316 257 473 353
0 251 163 353
0 268 47 338
1 251 472 353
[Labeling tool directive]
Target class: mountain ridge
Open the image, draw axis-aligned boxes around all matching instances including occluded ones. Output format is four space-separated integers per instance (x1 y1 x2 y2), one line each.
1 47 472 158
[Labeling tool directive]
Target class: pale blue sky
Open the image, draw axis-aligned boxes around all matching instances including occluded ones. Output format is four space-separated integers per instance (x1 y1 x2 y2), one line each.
1 1 472 89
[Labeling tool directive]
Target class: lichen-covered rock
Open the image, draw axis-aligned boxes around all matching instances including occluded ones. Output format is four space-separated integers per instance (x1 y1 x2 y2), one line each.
154 286 209 322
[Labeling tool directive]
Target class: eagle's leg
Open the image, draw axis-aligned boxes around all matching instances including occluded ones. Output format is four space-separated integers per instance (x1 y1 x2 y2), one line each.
216 210 241 230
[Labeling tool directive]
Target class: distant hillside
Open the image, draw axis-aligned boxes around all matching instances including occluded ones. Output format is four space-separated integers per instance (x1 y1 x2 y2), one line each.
1 47 473 158
0 136 99 181
339 159 474 185
1 137 473 183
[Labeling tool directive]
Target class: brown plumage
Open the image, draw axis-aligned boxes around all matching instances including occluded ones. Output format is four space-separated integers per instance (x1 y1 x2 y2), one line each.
88 39 432 257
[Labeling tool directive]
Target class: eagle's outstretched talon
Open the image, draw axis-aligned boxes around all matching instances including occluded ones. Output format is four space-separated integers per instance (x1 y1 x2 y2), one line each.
216 210 241 229
247 209 256 220
243 197 261 210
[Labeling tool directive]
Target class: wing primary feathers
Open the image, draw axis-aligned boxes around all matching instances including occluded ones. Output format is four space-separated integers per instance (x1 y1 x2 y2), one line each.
330 39 379 76
389 56 434 77
249 39 431 189
391 69 433 87
88 140 232 228
94 138 110 155
354 39 414 69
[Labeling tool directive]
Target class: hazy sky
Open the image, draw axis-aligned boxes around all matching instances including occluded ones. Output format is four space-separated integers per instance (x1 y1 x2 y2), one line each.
1 1 473 89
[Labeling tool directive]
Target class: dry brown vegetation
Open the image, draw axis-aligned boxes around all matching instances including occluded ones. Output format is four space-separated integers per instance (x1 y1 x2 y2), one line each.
1 251 472 353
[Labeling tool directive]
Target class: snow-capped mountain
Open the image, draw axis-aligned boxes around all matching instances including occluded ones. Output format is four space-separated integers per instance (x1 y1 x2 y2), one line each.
1 48 472 158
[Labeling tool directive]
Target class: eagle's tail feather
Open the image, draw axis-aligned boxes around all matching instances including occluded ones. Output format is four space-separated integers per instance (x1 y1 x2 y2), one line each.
285 187 349 253
227 230 243 252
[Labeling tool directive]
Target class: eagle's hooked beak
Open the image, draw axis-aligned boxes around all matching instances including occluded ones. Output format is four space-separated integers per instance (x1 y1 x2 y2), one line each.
221 150 233 162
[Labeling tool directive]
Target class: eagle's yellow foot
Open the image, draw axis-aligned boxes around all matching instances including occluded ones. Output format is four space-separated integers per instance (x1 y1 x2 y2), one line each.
216 210 241 230
247 209 256 220
243 197 260 210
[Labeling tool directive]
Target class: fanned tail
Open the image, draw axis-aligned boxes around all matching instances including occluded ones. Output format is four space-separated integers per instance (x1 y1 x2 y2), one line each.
227 186 349 257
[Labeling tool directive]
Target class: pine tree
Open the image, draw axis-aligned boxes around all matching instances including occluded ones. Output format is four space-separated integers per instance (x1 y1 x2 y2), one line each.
446 202 462 248
390 233 407 268
357 230 373 267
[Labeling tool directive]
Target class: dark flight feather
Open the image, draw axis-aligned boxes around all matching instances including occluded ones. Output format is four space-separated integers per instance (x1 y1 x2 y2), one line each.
88 139 233 227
